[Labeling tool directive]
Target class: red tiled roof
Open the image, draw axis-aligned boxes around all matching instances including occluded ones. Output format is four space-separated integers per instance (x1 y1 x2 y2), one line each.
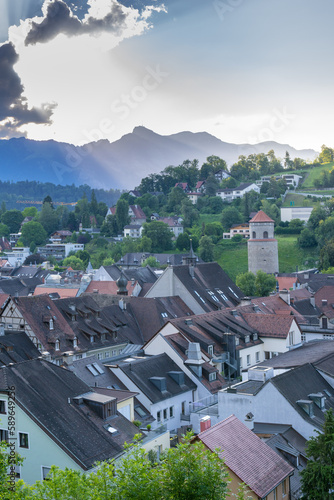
85 281 136 296
242 313 296 338
197 415 293 498
277 277 297 291
0 294 9 308
249 210 274 223
34 287 79 298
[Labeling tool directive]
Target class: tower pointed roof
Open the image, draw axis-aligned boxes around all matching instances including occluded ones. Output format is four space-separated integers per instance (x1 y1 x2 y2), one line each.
249 210 274 223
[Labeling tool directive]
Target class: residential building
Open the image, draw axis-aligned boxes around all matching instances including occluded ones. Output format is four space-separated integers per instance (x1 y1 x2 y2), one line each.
37 243 84 260
49 230 72 243
196 415 294 500
187 192 203 204
281 206 314 223
256 173 302 188
145 261 243 314
0 359 140 483
115 253 201 270
106 205 147 226
223 223 250 239
216 182 260 202
214 169 230 182
109 353 197 431
123 224 143 239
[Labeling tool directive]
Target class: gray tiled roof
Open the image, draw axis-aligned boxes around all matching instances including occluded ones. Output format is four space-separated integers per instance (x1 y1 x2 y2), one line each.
0 359 140 469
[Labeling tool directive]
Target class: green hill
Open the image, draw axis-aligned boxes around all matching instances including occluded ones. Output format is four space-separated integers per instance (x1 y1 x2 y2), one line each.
216 235 319 281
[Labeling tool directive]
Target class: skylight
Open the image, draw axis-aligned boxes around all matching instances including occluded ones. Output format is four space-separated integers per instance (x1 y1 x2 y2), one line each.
194 290 205 304
92 362 104 375
86 364 99 376
228 286 239 298
107 426 117 434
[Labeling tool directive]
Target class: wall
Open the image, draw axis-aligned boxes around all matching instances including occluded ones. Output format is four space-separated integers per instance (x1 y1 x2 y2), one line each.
0 394 81 484
281 207 313 223
248 239 279 274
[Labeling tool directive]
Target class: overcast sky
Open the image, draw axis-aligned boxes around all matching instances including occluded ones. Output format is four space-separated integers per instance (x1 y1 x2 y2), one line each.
1 0 334 151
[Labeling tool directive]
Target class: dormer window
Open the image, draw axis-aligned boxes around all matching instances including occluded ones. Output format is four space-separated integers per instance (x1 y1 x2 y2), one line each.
235 337 240 346
208 345 214 356
49 319 54 330
209 372 217 382
245 335 250 344
101 333 106 342
73 337 78 348
90 335 94 343
253 333 258 341
55 339 60 351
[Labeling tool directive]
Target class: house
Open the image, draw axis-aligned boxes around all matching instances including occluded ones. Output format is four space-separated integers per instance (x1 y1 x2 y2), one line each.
106 205 146 226
0 359 141 483
187 192 203 204
174 182 190 193
216 182 260 202
158 217 184 238
214 169 230 182
92 264 157 295
195 180 206 193
281 206 314 223
49 230 72 243
253 339 334 387
115 253 201 270
0 237 11 252
196 415 294 500
3 247 30 267
123 224 143 239
223 223 250 239
216 363 334 440
256 173 302 188
37 243 84 260
145 261 243 314
109 353 197 431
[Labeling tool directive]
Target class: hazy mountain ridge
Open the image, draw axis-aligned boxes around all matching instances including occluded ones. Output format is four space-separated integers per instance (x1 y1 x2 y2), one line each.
0 127 318 190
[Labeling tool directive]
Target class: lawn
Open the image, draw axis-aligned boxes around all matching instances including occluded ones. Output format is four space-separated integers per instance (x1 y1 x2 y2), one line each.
299 162 334 189
215 235 319 281
282 193 316 208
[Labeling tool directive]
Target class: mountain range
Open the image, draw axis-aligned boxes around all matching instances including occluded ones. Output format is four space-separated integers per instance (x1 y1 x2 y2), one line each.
0 127 318 190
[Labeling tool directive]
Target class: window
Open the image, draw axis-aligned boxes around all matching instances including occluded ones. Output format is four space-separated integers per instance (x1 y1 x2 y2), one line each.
288 331 294 346
252 231 256 239
322 317 328 329
0 429 8 442
49 319 54 330
208 345 214 356
112 350 117 356
75 354 82 360
55 339 60 351
86 364 99 376
253 333 258 341
245 335 250 344
181 401 186 415
247 355 251 366
209 372 217 382
273 487 277 500
19 433 29 449
301 333 306 342
90 335 94 343
104 351 110 358
256 351 260 363
282 478 287 496
163 408 168 420
239 356 242 369
157 411 161 423
263 231 268 239
97 353 103 360
42 466 51 481
169 406 174 418
73 337 78 348
0 400 6 414
92 362 104 375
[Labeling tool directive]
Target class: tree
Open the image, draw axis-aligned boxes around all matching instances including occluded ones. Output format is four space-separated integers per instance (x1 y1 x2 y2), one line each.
255 270 277 296
0 223 9 238
307 206 328 231
236 271 256 296
62 256 85 270
221 207 242 231
176 232 190 251
142 221 173 252
167 187 187 213
298 228 317 248
115 199 131 233
0 442 23 500
20 221 47 246
301 409 334 500
39 202 59 235
318 144 334 164
22 206 38 218
11 433 232 500
181 199 200 228
199 235 215 262
1 210 24 233
142 256 160 268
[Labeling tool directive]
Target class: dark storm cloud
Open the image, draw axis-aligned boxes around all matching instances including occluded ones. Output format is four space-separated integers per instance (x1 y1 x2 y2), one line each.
25 0 127 46
0 42 55 134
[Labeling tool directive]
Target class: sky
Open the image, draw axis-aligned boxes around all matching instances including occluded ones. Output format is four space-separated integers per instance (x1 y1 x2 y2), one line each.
1 0 334 151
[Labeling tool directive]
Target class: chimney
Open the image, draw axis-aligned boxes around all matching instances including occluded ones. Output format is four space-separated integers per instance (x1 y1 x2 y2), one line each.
239 297 251 307
279 289 290 305
184 342 204 378
200 415 211 432
119 298 126 311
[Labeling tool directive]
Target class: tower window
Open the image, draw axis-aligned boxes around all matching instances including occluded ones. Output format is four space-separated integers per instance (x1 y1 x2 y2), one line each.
252 231 256 238
263 231 268 238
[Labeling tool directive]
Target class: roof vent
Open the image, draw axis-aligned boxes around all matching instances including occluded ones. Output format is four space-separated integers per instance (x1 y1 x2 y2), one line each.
149 377 167 392
297 399 314 417
168 371 185 386
185 318 193 326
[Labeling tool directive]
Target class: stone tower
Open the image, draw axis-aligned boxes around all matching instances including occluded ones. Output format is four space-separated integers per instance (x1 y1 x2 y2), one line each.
248 210 279 274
